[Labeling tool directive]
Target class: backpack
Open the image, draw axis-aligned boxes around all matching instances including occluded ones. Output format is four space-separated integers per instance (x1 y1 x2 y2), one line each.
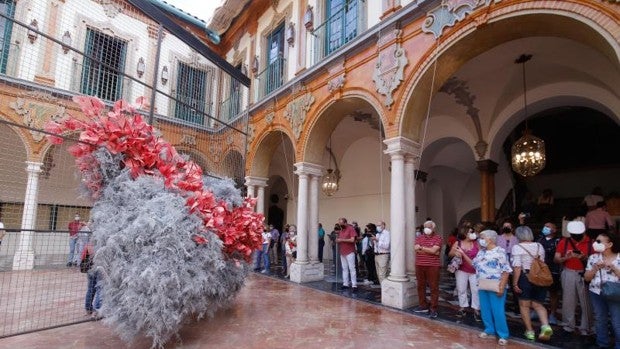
517 244 553 287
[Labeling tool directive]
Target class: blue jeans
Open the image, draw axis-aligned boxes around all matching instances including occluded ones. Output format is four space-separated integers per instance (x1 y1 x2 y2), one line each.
281 247 287 274
67 238 77 264
261 243 270 272
85 270 102 312
590 291 620 349
479 289 509 339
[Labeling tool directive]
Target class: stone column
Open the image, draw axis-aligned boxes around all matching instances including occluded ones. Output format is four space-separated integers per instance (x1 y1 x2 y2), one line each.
13 162 43 270
477 160 498 224
382 137 420 309
404 154 416 277
245 176 268 215
308 174 321 263
291 162 324 283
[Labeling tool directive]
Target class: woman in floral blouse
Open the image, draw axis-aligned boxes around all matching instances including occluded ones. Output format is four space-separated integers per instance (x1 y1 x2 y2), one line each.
467 229 512 346
584 232 620 349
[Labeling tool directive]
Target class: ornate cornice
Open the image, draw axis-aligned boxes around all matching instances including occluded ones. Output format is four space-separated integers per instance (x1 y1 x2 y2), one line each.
422 0 497 39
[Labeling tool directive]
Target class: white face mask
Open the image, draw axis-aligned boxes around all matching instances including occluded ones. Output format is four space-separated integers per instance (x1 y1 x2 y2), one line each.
478 238 488 248
423 227 432 235
592 242 606 253
377 227 383 233
468 233 477 240
74 216 80 221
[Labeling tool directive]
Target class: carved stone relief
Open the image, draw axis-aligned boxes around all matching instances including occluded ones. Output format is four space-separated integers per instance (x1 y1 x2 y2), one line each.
265 111 275 125
284 87 314 141
10 97 69 142
180 134 197 146
422 0 497 39
94 0 123 18
373 30 408 108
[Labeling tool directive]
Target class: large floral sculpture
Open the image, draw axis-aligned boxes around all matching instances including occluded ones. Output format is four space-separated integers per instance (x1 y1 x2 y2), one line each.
46 97 264 348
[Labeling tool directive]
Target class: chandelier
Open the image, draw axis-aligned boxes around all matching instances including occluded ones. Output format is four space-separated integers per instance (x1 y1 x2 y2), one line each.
511 54 546 177
321 135 340 196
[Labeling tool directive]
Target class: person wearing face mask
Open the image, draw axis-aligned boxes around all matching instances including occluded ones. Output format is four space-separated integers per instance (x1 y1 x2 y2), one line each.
449 225 481 321
284 225 297 278
537 223 561 325
372 221 390 284
336 218 358 290
67 213 85 267
584 232 620 349
413 220 443 318
496 220 519 314
554 220 593 335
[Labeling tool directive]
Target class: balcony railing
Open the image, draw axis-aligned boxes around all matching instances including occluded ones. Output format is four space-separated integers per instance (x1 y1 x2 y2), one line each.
220 90 241 121
255 56 285 101
307 0 362 67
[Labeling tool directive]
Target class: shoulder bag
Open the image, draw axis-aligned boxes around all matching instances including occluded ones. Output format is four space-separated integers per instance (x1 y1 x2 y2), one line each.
600 262 620 303
517 244 553 287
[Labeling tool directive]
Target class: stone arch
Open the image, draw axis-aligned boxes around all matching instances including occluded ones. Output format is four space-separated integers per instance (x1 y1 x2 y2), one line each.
247 127 296 178
0 113 34 161
0 121 29 203
301 90 386 164
397 1 620 142
487 83 620 162
176 147 211 174
221 149 245 187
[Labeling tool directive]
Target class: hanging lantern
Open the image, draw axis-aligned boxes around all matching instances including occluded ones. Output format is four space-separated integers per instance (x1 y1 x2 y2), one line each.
511 130 546 177
321 169 339 196
510 54 545 177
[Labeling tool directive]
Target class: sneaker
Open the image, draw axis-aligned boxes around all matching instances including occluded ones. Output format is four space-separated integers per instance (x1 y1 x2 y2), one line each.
66 262 72 267
478 332 492 339
413 306 429 313
351 286 358 292
498 338 508 346
429 311 438 319
474 311 481 322
539 325 553 341
549 314 558 325
524 330 535 341
340 285 350 290
456 309 466 317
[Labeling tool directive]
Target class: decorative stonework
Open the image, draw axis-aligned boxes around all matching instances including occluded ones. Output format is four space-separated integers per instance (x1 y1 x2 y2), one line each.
94 0 123 18
327 75 345 93
422 0 496 39
247 124 256 147
285 86 314 140
180 134 197 146
209 143 221 163
9 97 68 142
373 30 408 108
265 111 275 125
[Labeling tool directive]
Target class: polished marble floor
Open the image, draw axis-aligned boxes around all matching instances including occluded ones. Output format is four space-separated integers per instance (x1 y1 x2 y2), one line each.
0 273 540 349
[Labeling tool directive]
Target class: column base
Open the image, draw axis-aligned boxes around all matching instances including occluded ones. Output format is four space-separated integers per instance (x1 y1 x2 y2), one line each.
381 278 418 309
290 262 324 283
13 249 35 270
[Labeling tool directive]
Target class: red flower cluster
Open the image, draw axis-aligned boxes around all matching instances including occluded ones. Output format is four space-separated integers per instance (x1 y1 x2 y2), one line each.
46 96 264 261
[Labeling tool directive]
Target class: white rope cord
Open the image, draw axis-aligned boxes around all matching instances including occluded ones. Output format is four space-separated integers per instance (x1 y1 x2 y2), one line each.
420 55 439 154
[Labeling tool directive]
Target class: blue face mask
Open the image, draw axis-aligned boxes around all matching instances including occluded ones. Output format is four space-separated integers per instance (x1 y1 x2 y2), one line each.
542 226 552 236
478 238 488 248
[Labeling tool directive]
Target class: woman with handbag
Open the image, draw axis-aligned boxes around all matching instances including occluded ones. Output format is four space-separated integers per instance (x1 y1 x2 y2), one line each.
584 232 620 349
470 230 512 346
449 225 480 321
511 226 553 342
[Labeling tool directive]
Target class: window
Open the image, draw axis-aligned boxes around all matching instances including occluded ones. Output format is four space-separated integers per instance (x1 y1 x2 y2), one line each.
175 62 212 125
326 0 358 54
80 28 127 101
265 23 284 94
0 0 15 74
222 64 242 120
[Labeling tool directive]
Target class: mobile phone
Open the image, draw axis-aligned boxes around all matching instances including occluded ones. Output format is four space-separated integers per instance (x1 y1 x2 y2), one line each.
573 250 582 254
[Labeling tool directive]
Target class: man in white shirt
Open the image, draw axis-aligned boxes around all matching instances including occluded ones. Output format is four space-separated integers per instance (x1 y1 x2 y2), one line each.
373 220 391 284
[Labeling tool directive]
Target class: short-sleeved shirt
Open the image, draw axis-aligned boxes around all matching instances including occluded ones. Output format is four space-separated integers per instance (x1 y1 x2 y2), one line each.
68 221 81 237
415 233 442 267
261 231 271 245
473 246 513 281
538 236 561 273
586 253 620 295
338 224 357 256
556 237 591 271
511 242 545 270
496 234 518 260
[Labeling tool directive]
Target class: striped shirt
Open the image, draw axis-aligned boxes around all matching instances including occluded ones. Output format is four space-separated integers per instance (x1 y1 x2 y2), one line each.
415 233 443 267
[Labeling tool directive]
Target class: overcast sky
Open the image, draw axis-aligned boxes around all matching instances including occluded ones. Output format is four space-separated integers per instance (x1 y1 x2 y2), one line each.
164 0 221 23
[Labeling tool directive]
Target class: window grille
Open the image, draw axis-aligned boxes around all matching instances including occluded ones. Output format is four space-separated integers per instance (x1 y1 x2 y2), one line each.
174 62 212 125
80 28 127 101
0 0 14 74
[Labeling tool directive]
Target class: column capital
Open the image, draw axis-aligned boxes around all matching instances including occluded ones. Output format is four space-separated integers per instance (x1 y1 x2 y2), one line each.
384 137 421 158
244 176 268 187
476 159 498 174
25 161 43 174
294 162 323 177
